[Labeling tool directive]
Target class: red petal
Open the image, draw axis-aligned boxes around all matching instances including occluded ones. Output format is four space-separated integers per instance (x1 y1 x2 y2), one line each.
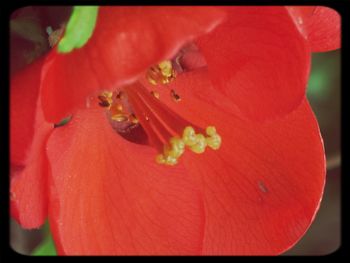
41 6 225 123
10 58 52 228
287 6 341 52
10 136 50 229
196 7 310 121
151 70 325 254
46 109 205 255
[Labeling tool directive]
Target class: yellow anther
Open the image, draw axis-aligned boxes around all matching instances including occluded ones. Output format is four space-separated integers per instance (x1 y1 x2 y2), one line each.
205 126 222 150
98 91 114 108
103 91 113 105
147 76 158 86
189 134 207 154
182 126 207 153
111 113 128 122
102 91 113 99
206 126 217 136
182 126 197 146
157 137 185 166
158 60 173 78
165 156 178 165
157 126 221 166
206 135 221 150
146 60 176 85
165 137 185 158
156 154 178 166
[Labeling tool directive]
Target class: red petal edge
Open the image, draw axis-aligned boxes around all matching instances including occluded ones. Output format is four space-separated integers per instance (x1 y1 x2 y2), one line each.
287 6 341 52
10 57 52 228
158 70 326 254
196 6 310 121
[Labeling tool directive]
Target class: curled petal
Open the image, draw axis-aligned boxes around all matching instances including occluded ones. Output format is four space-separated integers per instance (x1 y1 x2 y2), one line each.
196 6 310 121
46 109 205 255
41 6 225 123
10 58 52 228
287 6 341 52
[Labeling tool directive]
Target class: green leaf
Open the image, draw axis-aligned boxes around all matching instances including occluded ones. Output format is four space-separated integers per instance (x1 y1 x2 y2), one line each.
32 233 57 256
58 6 99 53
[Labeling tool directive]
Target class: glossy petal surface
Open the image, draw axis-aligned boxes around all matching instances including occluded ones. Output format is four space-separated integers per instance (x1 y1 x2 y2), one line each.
159 70 325 254
196 7 310 121
46 109 205 255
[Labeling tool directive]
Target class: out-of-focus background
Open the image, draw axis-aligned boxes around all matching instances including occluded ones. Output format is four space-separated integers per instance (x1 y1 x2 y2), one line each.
9 7 341 256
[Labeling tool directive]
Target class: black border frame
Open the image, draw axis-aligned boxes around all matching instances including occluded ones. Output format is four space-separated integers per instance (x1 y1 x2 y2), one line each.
1 0 348 260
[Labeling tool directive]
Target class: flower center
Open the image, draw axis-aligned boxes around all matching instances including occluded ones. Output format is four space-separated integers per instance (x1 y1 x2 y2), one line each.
98 59 221 166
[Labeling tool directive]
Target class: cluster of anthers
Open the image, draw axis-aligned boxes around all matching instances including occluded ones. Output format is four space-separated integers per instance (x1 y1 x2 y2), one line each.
156 126 222 165
98 58 222 166
98 91 139 125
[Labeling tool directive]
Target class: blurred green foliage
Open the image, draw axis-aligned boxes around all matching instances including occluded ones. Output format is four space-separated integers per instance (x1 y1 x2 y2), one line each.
285 50 341 255
31 221 57 256
31 234 57 256
307 50 341 158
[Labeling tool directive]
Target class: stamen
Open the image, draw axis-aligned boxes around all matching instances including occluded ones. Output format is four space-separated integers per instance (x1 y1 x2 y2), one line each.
97 89 148 145
156 137 185 165
98 91 113 109
155 125 222 166
205 126 222 150
123 83 222 166
98 96 111 107
146 60 177 85
97 53 221 166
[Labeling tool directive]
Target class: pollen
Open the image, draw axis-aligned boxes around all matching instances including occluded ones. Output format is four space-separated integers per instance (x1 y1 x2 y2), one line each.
205 126 222 150
146 60 177 85
158 60 173 78
156 125 222 166
156 137 185 166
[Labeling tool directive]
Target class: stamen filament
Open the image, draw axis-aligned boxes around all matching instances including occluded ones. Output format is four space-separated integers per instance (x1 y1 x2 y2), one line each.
110 82 222 166
125 87 172 152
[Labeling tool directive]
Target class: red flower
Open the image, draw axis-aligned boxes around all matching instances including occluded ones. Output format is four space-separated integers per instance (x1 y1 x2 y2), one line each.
10 6 340 255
